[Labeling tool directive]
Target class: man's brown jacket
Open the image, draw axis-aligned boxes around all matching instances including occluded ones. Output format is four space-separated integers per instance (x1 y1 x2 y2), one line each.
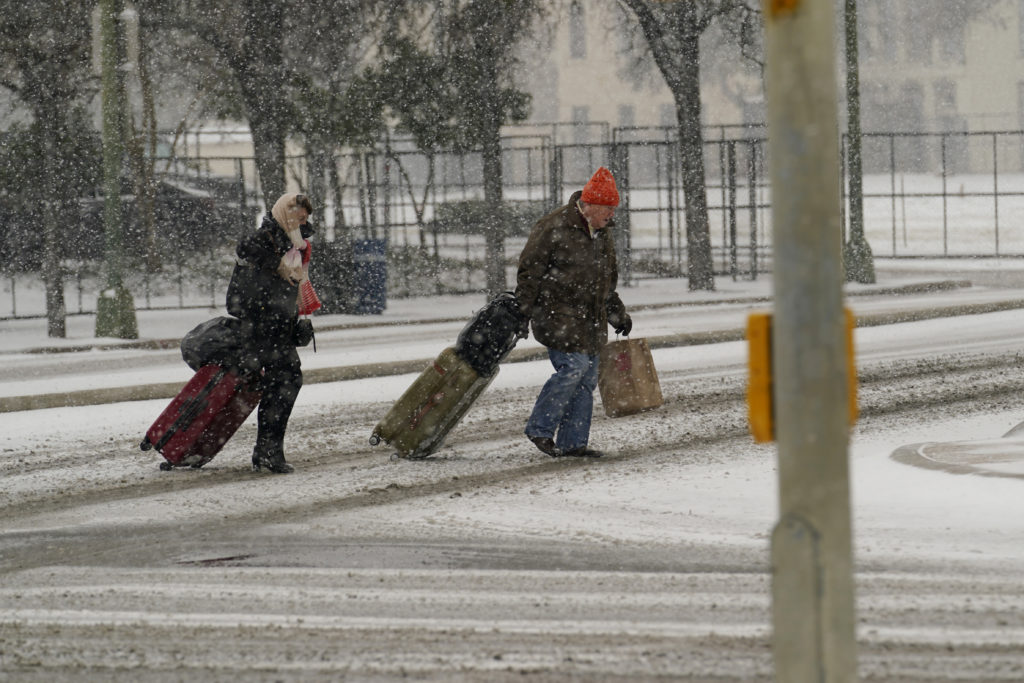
515 190 628 355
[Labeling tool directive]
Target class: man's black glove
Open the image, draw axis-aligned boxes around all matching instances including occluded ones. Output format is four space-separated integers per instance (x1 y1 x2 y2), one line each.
614 315 632 337
516 314 530 340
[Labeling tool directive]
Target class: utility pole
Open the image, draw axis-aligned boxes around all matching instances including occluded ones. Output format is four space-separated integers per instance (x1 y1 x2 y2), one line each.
842 0 875 283
762 0 857 681
95 0 139 339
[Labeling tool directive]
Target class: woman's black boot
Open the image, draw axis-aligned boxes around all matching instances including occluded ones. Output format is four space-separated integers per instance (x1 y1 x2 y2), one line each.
251 446 294 474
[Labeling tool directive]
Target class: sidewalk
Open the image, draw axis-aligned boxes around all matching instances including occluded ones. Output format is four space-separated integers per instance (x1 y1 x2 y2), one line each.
0 273 983 355
3 269 1024 413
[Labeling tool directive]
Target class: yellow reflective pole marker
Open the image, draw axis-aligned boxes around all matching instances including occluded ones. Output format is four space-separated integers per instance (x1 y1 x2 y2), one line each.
747 308 858 443
747 312 774 443
766 0 800 19
845 307 858 426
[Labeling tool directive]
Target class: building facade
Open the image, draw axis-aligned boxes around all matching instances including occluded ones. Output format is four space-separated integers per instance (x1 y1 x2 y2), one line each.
518 0 1024 173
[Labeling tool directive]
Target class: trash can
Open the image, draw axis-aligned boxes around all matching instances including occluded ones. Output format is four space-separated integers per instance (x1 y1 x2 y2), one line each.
351 238 387 314
309 240 352 315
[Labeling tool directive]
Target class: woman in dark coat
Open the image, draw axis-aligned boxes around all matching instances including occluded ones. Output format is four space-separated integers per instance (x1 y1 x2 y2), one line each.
227 192 314 473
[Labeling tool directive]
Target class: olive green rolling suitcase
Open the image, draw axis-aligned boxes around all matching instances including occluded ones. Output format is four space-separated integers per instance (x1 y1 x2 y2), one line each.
370 347 497 459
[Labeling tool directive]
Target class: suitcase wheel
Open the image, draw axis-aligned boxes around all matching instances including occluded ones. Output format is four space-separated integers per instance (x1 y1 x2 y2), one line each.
140 437 153 451
369 434 381 446
398 449 431 461
159 461 174 471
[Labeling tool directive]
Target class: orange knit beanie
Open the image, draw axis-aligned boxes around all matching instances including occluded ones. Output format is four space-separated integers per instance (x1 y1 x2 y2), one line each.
580 166 620 207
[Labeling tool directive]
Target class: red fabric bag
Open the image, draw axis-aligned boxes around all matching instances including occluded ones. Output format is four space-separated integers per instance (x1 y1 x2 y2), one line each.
296 240 321 316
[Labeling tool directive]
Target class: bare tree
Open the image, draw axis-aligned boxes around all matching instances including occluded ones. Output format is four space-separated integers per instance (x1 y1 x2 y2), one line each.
434 0 546 297
290 1 403 242
616 0 758 291
374 0 543 297
0 0 97 336
136 0 300 207
136 1 411 211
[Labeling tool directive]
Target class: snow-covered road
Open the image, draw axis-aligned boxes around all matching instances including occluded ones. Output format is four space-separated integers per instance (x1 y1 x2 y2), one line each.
3 270 1024 681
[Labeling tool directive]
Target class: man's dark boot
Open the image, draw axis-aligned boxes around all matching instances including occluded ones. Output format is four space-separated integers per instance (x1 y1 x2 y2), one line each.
528 435 560 457
560 446 603 458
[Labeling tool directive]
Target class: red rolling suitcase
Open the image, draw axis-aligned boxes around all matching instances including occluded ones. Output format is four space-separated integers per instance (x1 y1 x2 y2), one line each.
141 365 262 470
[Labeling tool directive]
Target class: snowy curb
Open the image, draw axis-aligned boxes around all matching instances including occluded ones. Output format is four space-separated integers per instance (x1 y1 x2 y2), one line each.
9 280 970 356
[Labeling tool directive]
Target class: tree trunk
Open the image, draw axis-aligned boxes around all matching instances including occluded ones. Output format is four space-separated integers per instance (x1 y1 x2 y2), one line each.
236 0 288 209
482 129 505 299
136 26 161 272
621 0 716 291
250 114 287 209
675 27 715 291
38 109 66 338
307 146 329 227
480 31 505 300
100 0 127 289
329 158 347 240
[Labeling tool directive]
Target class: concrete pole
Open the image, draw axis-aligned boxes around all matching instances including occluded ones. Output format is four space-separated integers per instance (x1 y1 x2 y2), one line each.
762 1 857 681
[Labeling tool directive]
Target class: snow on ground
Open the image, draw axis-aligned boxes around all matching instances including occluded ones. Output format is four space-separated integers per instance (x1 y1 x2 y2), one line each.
289 382 1024 571
5 260 1024 571
6 261 1024 679
4 329 1024 572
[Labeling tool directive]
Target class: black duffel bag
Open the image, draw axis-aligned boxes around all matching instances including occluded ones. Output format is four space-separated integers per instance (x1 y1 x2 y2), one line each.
180 316 258 376
454 291 525 377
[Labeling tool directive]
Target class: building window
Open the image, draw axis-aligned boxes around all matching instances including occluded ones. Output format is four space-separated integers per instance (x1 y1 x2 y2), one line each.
1017 82 1024 128
660 104 676 129
861 80 892 131
934 80 956 116
618 105 635 129
572 106 590 144
939 24 966 64
569 1 586 59
905 3 932 65
898 81 925 130
1020 0 1024 55
874 0 898 63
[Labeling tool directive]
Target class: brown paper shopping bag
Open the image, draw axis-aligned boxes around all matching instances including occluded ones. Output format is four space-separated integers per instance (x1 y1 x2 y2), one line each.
597 338 664 418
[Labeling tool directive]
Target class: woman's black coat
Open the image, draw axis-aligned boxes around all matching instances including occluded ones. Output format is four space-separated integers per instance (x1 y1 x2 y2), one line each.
226 215 314 346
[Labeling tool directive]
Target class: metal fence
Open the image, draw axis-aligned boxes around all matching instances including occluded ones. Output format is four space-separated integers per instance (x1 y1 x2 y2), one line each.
4 128 1024 319
851 130 1024 257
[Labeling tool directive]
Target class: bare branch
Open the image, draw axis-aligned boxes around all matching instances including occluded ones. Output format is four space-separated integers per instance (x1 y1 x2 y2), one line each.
617 0 682 90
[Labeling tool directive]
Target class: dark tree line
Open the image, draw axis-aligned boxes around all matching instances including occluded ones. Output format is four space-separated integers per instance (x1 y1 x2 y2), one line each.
2 0 771 335
0 0 98 337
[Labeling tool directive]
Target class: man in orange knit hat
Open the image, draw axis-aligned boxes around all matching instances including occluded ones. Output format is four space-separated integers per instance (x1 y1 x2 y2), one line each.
515 167 633 458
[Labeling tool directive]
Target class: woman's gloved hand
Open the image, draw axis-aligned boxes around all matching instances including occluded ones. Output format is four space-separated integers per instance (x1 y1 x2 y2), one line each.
277 250 303 285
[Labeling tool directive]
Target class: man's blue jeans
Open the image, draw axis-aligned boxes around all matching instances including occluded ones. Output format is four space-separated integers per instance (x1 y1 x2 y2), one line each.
525 349 600 452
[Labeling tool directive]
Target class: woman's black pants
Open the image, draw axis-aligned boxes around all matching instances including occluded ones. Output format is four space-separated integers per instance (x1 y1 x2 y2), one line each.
254 342 303 454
